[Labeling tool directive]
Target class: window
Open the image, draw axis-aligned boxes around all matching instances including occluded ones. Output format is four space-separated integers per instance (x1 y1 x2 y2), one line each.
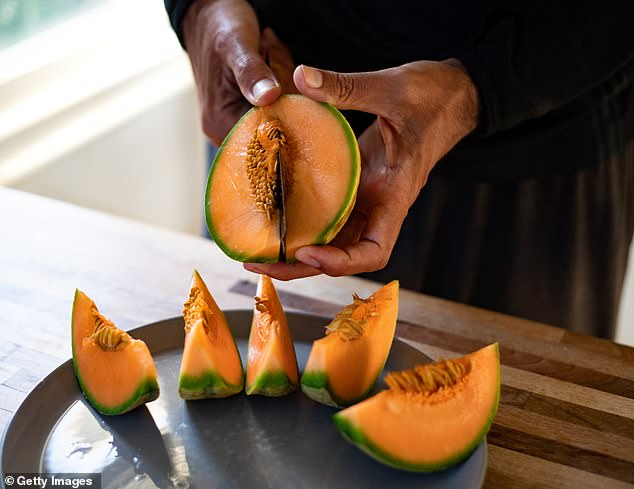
0 0 106 49
0 0 191 185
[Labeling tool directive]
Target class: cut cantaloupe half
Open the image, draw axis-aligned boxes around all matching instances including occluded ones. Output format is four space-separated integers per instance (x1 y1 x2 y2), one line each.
333 343 500 472
178 270 244 399
301 280 399 407
71 290 159 415
206 94 360 263
246 275 299 396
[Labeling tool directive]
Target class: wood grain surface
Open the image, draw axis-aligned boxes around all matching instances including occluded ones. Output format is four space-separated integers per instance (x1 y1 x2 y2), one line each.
1 186 633 488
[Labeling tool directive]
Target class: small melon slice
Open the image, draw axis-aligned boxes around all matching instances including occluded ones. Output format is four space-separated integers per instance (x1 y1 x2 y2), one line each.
206 94 360 263
178 270 244 399
246 275 299 396
71 290 159 415
333 343 500 472
301 280 399 407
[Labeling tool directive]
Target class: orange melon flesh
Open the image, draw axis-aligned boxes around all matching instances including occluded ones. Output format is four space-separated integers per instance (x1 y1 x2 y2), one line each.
178 270 244 399
301 281 399 407
333 343 500 472
206 94 360 262
246 275 299 396
71 290 159 415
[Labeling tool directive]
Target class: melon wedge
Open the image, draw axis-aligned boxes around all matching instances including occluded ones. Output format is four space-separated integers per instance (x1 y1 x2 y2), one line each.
206 94 360 263
333 343 500 472
178 270 244 399
301 281 399 407
246 275 299 396
71 290 159 415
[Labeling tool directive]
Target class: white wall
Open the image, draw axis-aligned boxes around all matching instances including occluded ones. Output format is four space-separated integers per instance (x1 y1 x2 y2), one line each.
10 86 206 234
0 0 206 235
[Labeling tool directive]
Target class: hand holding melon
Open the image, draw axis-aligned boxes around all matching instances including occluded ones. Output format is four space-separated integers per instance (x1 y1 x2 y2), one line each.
181 0 290 146
245 61 480 280
184 0 480 280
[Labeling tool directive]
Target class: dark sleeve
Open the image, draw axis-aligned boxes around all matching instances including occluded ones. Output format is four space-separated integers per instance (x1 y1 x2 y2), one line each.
164 0 197 48
456 1 634 135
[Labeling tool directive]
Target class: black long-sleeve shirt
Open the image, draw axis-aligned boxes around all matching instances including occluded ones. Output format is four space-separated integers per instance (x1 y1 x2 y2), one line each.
165 0 634 180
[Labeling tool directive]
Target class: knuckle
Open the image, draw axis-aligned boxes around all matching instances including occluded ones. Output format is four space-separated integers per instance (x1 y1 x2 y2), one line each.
334 73 356 104
323 266 345 278
213 31 230 55
214 29 242 59
232 52 256 77
273 273 292 282
320 257 348 278
232 52 269 87
374 252 390 270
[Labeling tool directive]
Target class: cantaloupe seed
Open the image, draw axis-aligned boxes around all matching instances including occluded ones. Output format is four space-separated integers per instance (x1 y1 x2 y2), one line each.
385 358 472 395
182 286 216 338
253 296 277 341
325 293 379 341
254 295 269 313
90 307 130 351
245 119 291 221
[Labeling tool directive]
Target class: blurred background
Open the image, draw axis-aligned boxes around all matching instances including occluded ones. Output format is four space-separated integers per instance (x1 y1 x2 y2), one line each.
0 0 206 234
1 0 632 345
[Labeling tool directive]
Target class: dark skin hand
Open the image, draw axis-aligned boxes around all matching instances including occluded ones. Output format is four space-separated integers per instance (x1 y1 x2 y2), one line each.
182 0 295 146
182 0 480 280
246 61 480 279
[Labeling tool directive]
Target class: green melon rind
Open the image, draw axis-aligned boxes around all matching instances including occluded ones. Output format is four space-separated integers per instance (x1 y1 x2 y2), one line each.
332 344 501 472
246 370 298 397
71 288 84 360
300 334 395 408
181 269 245 400
300 370 381 409
314 103 360 246
204 94 360 263
71 290 160 416
73 365 159 416
178 371 244 400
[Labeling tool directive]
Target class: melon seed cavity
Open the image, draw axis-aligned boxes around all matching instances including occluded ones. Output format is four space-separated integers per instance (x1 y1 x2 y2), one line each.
326 293 378 341
183 287 215 338
245 119 291 220
90 307 131 351
254 296 278 341
385 358 472 394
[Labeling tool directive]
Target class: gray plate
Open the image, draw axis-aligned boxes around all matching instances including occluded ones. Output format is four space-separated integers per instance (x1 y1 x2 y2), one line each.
1 310 486 489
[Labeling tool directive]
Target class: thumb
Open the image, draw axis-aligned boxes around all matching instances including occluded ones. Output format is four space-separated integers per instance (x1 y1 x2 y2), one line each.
293 64 394 115
223 42 281 106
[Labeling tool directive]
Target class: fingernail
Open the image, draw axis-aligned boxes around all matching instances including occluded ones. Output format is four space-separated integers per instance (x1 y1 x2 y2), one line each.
251 78 278 103
301 65 323 89
296 251 320 269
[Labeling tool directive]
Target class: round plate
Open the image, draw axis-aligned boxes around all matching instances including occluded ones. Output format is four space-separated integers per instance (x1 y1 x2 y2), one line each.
1 311 487 488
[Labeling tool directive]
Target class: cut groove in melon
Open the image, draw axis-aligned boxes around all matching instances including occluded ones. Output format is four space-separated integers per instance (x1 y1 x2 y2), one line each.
206 94 360 263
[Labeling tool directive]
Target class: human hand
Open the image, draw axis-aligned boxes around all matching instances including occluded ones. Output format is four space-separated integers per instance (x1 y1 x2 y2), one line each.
181 0 295 145
245 59 479 280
